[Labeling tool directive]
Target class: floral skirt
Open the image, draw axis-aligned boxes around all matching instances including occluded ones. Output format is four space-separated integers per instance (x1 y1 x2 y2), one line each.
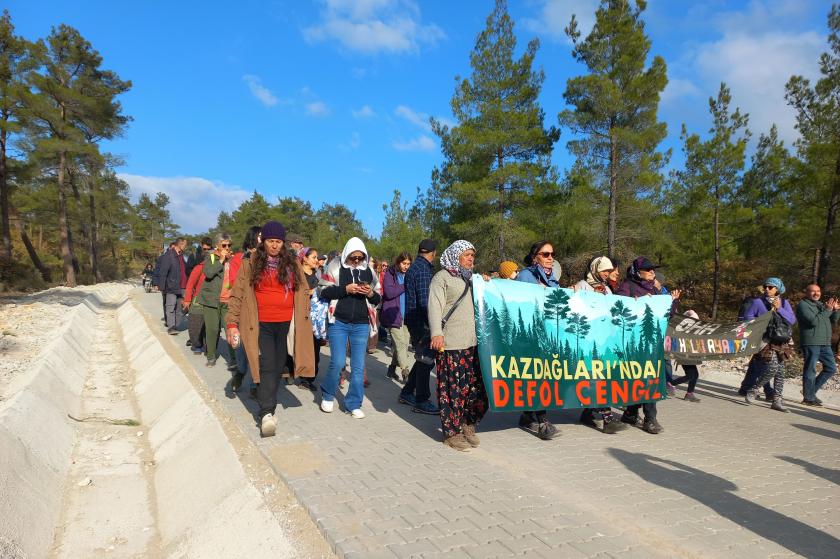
436 346 488 439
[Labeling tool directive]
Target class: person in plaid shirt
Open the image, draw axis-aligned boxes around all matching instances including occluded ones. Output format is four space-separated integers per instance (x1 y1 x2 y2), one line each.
399 239 440 415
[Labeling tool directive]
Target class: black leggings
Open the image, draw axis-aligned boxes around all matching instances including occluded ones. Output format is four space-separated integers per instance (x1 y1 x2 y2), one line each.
672 364 699 392
257 321 290 418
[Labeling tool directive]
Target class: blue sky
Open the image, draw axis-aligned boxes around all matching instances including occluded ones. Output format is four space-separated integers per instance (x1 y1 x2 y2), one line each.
6 0 830 235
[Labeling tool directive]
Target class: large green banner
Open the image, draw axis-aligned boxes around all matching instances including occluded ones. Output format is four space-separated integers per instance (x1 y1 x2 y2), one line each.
473 277 672 412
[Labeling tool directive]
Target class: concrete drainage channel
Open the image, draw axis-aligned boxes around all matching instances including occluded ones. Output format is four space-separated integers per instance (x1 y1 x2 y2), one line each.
0 286 316 558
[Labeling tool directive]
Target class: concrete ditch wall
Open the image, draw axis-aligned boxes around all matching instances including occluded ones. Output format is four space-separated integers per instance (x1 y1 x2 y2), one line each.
0 287 294 558
0 289 120 559
116 299 294 558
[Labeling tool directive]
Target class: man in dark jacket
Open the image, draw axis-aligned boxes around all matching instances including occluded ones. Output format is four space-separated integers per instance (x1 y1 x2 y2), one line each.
186 237 213 277
158 237 188 334
796 284 840 406
153 243 174 321
399 239 440 415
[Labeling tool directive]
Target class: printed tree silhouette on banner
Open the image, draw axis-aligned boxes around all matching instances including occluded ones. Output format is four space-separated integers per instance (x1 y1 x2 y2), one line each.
543 288 570 346
610 300 637 358
565 312 591 360
639 304 657 356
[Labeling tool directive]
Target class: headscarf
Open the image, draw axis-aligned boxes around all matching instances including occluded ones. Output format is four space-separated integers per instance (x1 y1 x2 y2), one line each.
585 256 614 289
296 246 312 265
764 277 786 295
440 240 475 280
340 237 368 270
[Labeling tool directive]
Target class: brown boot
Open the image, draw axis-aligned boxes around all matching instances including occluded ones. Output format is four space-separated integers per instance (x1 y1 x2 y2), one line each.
443 434 471 452
462 424 480 447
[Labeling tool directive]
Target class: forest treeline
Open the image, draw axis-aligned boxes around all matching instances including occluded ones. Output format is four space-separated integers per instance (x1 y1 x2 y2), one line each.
1 2 838 320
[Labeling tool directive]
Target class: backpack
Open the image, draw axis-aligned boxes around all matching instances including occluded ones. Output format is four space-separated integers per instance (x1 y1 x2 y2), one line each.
762 299 792 345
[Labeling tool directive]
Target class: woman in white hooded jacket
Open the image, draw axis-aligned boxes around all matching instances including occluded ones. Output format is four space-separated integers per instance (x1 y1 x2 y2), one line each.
317 237 381 418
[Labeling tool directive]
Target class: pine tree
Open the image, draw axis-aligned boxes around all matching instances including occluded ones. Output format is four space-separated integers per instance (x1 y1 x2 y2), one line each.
785 4 840 286
0 10 35 276
638 303 656 356
543 288 570 346
671 83 749 318
559 0 668 258
592 341 600 361
432 0 558 265
27 24 130 285
565 312 591 360
377 189 425 261
610 299 637 356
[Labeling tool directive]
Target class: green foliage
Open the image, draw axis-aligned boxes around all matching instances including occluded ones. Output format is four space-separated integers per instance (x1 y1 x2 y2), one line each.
432 0 558 267
375 189 425 262
560 0 669 257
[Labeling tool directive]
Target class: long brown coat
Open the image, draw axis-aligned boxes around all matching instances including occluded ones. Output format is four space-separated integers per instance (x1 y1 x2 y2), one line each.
226 258 315 383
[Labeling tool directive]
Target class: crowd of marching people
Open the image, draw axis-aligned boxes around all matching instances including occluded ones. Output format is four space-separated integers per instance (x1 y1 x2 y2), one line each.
150 222 840 451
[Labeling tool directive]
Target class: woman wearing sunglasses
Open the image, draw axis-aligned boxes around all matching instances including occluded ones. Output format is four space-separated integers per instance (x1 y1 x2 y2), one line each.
196 233 237 369
318 237 381 418
515 240 562 441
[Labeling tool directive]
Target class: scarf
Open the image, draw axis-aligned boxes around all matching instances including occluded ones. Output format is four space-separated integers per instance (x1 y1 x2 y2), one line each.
585 256 614 289
440 240 475 280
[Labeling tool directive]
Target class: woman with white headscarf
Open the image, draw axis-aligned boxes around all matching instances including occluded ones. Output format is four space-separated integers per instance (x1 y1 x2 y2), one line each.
317 237 381 418
428 240 488 452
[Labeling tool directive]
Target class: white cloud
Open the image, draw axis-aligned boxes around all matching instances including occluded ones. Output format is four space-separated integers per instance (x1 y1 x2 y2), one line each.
352 104 376 118
242 74 279 107
395 104 430 130
669 1 824 144
306 101 331 117
661 77 702 105
119 174 250 234
303 0 444 54
393 134 436 151
522 0 598 44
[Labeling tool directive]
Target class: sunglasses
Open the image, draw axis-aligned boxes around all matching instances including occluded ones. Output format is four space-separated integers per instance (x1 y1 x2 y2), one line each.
537 251 555 258
220 243 231 248
348 255 365 262
763 285 776 290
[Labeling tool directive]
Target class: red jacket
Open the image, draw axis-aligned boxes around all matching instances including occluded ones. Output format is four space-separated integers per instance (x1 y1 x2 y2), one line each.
184 262 206 304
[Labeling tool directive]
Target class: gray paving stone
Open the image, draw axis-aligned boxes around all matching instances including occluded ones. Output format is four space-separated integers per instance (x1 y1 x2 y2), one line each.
134 292 840 559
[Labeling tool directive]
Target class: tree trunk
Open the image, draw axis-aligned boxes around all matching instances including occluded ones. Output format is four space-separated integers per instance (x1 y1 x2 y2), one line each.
608 133 618 259
0 126 12 269
10 203 51 282
497 148 505 260
711 192 721 320
57 149 77 286
816 151 840 287
87 170 102 282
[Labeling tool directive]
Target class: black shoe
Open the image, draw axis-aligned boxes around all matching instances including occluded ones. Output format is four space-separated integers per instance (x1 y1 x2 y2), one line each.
642 419 663 434
386 364 398 380
297 379 317 392
231 373 244 392
186 339 192 347
167 327 178 335
519 415 559 440
620 413 640 426
802 399 822 407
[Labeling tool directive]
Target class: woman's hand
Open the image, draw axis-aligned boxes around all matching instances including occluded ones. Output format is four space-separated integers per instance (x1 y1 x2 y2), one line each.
182 300 190 311
430 335 445 351
345 283 364 295
671 289 682 300
226 326 239 346
772 297 782 310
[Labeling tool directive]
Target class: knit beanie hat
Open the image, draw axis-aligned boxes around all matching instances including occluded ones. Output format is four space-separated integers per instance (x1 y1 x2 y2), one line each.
764 277 785 294
499 260 518 279
261 220 286 241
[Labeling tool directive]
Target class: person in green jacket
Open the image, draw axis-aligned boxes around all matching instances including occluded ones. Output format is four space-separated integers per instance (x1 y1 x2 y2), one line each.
197 233 237 368
795 284 840 406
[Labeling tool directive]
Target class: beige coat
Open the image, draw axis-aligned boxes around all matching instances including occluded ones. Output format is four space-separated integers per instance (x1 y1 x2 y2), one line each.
226 258 315 383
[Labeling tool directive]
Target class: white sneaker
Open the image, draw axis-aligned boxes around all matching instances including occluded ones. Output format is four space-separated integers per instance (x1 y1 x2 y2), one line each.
260 413 276 437
320 399 334 413
350 408 365 419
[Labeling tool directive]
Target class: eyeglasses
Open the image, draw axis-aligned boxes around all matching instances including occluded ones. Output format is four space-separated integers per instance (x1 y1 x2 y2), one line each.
537 251 555 258
348 256 365 262
220 243 231 248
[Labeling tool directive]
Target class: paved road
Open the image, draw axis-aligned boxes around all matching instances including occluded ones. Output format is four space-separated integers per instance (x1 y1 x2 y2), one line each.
135 289 840 558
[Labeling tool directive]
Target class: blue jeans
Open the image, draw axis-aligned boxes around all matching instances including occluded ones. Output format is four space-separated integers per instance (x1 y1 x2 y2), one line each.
321 320 369 411
802 345 837 401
